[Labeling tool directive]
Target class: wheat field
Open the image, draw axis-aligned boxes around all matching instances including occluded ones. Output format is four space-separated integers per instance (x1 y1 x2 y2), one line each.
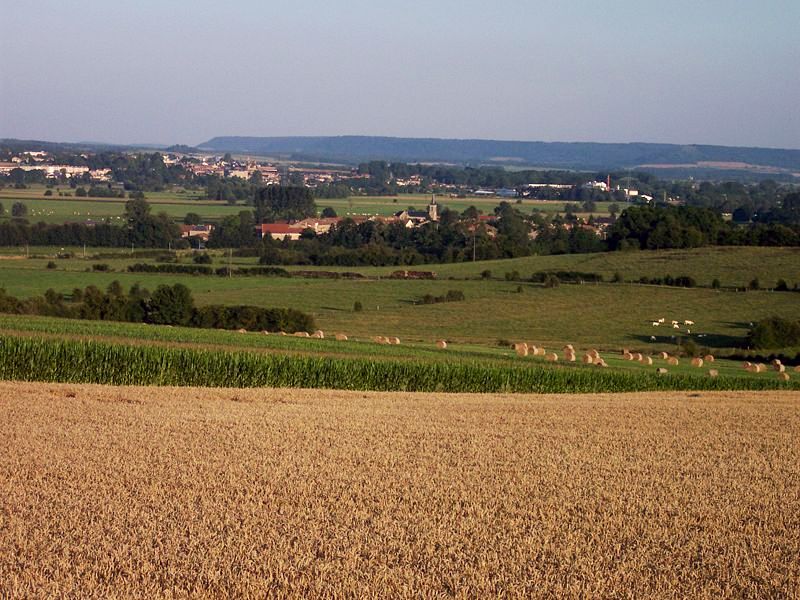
1 382 798 598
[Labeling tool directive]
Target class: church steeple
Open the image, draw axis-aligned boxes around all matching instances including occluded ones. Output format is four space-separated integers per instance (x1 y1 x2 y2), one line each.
427 194 439 222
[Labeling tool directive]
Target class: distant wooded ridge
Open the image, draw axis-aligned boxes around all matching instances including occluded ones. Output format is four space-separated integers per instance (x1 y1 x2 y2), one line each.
198 136 800 174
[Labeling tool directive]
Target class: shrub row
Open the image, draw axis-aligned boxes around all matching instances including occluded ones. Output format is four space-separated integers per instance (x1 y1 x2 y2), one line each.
419 290 466 304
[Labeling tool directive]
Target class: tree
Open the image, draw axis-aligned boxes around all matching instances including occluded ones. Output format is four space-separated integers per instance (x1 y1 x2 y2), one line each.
184 212 202 225
321 206 338 218
254 186 317 223
147 284 194 325
11 202 27 218
75 187 88 197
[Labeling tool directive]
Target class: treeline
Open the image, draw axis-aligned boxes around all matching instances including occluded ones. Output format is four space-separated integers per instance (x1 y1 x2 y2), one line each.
0 197 180 248
0 283 314 333
608 204 800 250
748 317 800 350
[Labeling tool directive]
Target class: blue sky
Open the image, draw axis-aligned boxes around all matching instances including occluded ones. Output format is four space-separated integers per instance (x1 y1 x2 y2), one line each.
1 0 798 148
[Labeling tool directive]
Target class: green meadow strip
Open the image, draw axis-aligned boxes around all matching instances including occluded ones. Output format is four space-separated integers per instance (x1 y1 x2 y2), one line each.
0 336 796 393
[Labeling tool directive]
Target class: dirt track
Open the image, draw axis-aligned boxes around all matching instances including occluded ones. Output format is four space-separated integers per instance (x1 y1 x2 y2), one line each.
1 382 798 598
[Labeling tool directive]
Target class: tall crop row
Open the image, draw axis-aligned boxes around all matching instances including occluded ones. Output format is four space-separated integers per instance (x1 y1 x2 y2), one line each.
0 336 796 393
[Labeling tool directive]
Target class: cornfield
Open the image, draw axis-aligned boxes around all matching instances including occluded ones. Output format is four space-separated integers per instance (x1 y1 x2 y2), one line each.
0 335 796 393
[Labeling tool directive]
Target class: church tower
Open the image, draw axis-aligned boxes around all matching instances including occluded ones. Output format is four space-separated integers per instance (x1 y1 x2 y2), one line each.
427 194 439 222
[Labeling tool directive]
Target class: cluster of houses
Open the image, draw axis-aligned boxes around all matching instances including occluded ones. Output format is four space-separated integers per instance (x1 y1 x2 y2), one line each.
0 151 111 181
256 198 442 241
179 193 622 246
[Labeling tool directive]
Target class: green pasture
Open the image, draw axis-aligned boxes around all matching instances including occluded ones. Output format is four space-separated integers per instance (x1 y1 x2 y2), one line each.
0 194 244 224
0 254 798 351
0 186 609 225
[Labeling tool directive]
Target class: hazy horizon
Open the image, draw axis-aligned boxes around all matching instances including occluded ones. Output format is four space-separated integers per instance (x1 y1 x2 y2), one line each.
2 1 798 150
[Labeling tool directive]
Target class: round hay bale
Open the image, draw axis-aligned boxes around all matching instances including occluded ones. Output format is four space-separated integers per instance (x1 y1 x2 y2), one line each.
545 352 558 362
295 331 310 338
582 354 594 364
778 372 790 382
595 359 608 368
704 354 714 363
389 337 401 345
622 352 634 361
656 367 668 375
775 363 786 373
564 352 576 362
708 369 719 378
632 353 643 362
667 357 679 366
658 351 669 360
640 356 653 366
743 361 752 369
755 363 766 373
335 333 348 341
515 345 529 357
691 357 704 368
314 330 325 339
373 336 386 344
279 331 287 336
262 330 270 335
527 345 538 356
563 344 574 352
771 359 782 367
794 365 800 373
237 328 247 334
588 349 599 360
436 340 447 350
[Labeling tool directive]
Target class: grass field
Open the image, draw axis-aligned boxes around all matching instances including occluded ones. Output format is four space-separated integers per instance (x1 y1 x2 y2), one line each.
0 194 244 224
1 382 797 596
0 186 609 224
0 258 797 350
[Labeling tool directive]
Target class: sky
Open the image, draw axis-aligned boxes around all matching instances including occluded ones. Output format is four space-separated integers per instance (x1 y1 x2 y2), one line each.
1 0 798 149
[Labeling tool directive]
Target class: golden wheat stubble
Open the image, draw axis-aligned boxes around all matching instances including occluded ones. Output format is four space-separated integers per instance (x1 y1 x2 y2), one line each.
0 383 798 598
